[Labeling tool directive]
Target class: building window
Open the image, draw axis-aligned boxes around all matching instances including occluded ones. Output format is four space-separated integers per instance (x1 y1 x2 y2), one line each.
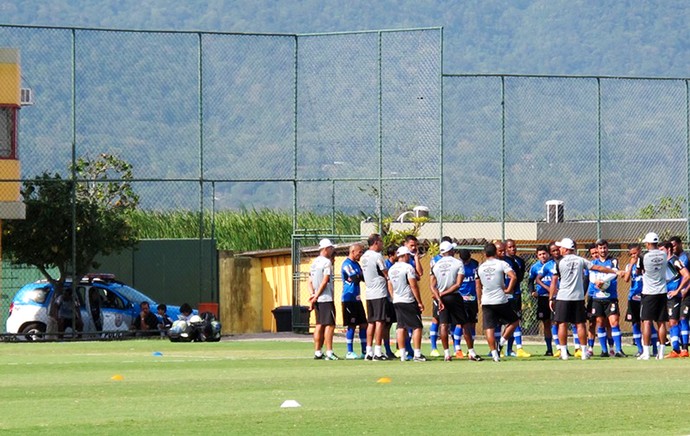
0 106 18 159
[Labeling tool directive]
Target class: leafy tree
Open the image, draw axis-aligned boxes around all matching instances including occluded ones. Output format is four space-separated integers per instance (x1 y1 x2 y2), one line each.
2 154 139 292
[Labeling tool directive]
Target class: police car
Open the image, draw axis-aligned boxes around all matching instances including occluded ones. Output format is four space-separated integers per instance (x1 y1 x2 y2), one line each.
5 273 190 341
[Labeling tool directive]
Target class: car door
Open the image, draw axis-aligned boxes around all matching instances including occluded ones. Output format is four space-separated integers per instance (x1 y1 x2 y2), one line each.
94 286 132 331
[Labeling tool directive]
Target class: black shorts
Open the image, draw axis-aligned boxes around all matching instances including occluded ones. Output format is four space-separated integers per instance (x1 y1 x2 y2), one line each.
366 297 388 323
536 296 552 321
315 301 336 326
682 297 690 321
438 294 467 326
591 299 620 318
394 302 423 330
482 303 518 330
553 300 587 324
626 299 641 324
432 298 440 319
386 299 397 323
342 301 367 327
463 298 479 324
667 296 682 321
509 294 522 319
640 294 669 322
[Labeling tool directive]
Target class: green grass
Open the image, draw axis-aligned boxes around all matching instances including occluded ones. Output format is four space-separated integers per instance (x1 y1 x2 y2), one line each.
129 209 361 251
0 340 688 435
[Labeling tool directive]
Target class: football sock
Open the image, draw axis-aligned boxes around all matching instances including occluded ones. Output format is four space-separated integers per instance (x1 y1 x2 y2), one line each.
514 326 523 348
670 324 681 352
359 328 367 354
632 323 643 353
551 325 560 346
453 325 463 350
429 321 438 350
681 319 689 349
572 325 580 348
597 327 608 353
612 326 622 352
346 327 355 353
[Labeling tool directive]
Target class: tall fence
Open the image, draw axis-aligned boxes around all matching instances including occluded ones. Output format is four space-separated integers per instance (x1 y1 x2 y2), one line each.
1 24 690 335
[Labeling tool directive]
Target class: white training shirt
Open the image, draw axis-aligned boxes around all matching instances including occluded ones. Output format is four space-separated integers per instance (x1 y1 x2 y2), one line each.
477 258 513 305
641 249 668 295
360 249 388 300
310 255 334 303
388 261 417 304
432 255 464 295
555 254 592 301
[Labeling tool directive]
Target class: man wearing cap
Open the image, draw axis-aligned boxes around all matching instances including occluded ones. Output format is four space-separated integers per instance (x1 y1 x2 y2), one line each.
309 238 338 360
638 232 670 360
430 240 465 361
428 236 453 357
589 239 625 357
361 234 393 360
548 238 622 360
476 243 519 362
659 241 690 358
388 246 427 362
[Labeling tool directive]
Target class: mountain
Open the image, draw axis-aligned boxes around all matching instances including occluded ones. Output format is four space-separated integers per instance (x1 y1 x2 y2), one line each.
1 1 689 221
2 0 689 77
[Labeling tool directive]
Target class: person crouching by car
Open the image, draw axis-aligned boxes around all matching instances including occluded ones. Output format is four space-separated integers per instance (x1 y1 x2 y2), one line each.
131 301 160 337
51 287 84 339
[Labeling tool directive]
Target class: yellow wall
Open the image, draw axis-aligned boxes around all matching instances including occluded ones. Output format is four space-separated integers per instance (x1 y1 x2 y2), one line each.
0 160 20 201
0 62 20 106
220 251 435 333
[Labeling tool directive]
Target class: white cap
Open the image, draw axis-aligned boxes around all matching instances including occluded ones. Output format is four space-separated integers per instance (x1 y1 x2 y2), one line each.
642 232 659 243
555 238 575 250
439 241 457 254
396 246 412 257
318 238 335 250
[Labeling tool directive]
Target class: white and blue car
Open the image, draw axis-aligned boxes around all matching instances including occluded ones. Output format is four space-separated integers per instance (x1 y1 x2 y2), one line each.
5 274 192 340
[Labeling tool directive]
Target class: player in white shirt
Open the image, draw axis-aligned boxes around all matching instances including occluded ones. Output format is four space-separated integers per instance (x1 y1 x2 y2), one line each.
309 238 338 360
360 233 391 360
638 232 670 360
388 246 427 362
548 238 622 360
476 243 519 362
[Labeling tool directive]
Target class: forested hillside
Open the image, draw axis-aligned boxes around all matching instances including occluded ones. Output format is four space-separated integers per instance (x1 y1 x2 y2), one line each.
2 0 689 77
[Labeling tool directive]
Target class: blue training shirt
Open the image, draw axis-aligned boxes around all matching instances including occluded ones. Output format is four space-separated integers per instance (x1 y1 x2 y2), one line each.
666 255 685 293
459 259 479 301
588 257 619 300
627 258 643 301
529 261 549 296
539 258 557 292
341 257 363 302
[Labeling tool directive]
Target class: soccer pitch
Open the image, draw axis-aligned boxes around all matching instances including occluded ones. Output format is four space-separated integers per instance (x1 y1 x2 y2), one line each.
1 339 688 435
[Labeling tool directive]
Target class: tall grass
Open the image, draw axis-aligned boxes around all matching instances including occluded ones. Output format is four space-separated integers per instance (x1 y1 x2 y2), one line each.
129 209 361 252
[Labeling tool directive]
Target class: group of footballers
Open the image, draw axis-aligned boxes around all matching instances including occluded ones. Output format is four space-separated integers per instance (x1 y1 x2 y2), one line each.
308 230 690 362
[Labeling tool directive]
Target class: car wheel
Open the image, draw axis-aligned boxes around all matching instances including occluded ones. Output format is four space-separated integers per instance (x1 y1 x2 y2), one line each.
21 323 46 341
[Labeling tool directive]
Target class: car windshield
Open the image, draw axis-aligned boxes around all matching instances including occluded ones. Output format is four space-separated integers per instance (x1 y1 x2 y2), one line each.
111 284 156 306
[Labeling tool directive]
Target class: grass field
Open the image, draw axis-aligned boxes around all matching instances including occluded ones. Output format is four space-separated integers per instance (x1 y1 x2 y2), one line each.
1 339 688 435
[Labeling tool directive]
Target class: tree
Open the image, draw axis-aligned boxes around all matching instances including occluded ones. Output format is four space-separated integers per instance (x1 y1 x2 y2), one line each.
2 154 140 292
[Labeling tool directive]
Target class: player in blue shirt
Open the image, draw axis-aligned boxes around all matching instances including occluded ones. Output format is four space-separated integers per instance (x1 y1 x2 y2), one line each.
536 242 563 357
528 245 553 355
504 239 530 358
589 239 624 357
670 236 690 357
661 241 690 357
341 243 367 359
623 244 647 356
457 249 482 361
